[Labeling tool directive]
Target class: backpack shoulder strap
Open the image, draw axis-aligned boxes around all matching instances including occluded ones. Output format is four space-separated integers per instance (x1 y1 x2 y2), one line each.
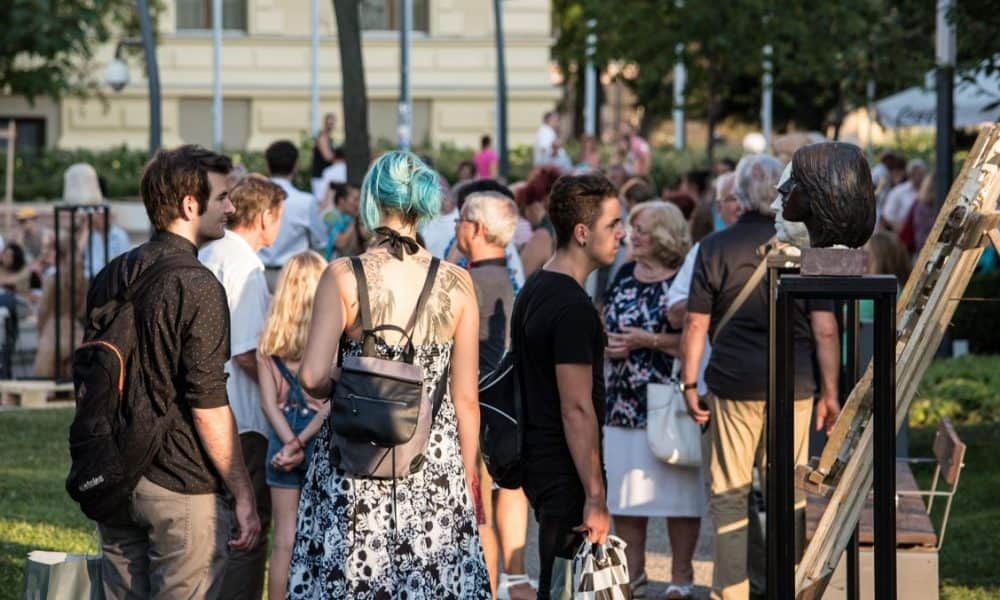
404 258 440 337
349 257 376 355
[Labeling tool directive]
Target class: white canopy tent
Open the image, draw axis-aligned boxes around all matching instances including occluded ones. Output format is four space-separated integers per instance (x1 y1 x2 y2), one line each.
875 68 1000 129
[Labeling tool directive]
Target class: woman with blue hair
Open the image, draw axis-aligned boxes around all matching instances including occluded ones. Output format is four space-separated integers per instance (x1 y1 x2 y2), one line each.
289 151 491 598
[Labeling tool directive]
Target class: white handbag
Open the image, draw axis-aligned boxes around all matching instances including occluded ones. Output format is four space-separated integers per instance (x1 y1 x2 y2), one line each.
646 361 702 467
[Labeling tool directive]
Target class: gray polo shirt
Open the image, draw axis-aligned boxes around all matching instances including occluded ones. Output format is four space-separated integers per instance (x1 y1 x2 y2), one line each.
688 211 831 401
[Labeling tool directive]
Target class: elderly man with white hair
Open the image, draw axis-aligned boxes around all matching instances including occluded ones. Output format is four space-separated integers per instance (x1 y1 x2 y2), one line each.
881 158 927 232
679 155 840 600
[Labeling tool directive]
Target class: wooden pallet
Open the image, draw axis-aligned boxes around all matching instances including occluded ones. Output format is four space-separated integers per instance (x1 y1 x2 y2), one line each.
796 125 1000 597
0 380 74 408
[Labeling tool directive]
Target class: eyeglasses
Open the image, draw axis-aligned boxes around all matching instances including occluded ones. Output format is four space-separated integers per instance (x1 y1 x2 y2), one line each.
454 217 478 228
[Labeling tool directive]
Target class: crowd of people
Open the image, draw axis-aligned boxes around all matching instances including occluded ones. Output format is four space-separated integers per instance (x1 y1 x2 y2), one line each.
55 108 947 600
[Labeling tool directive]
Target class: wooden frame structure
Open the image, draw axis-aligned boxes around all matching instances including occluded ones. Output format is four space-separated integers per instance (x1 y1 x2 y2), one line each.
796 124 1000 597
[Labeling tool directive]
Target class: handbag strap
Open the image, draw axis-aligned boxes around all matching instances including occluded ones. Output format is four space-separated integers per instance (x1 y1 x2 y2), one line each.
349 256 441 358
711 242 774 344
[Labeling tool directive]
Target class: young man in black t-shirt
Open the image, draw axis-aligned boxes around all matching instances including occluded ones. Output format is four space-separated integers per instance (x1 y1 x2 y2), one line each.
512 173 625 598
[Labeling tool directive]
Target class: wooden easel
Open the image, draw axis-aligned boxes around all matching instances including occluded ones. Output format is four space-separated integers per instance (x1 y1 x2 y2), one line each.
796 124 1000 597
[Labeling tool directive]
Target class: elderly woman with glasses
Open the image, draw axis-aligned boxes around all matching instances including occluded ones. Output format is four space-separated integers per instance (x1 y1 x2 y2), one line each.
602 200 703 599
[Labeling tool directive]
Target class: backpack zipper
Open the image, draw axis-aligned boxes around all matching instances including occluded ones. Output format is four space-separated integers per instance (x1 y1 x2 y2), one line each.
78 341 125 398
345 393 410 408
481 403 517 425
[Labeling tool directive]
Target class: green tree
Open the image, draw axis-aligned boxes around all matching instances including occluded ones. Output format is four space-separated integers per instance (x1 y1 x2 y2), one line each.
0 0 153 103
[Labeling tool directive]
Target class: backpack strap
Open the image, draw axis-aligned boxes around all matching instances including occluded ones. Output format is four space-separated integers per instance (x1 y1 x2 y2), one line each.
88 252 190 329
711 240 776 345
349 257 440 360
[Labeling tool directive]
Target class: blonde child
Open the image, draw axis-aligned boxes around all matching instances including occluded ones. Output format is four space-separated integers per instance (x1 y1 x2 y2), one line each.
257 250 330 599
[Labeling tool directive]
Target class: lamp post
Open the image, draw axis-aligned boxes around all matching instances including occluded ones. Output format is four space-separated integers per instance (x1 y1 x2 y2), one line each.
212 0 223 150
935 0 956 211
672 0 685 150
310 0 321 135
493 0 509 181
105 0 161 156
761 44 774 152
583 18 597 138
398 0 412 151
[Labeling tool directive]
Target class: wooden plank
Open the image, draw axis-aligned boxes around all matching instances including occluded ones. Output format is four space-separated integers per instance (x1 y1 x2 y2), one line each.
933 417 966 487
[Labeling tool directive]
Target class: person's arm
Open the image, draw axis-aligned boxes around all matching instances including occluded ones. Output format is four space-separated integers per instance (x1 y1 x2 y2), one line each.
607 327 680 357
258 353 294 443
315 132 334 162
191 406 259 550
556 363 609 544
299 259 351 399
667 300 687 330
518 229 552 277
448 268 482 498
680 312 711 424
810 309 840 435
233 350 259 382
181 273 259 551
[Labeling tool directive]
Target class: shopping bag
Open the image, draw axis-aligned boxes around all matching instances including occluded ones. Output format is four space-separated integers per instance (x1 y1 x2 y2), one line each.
646 363 702 467
21 551 102 600
550 536 632 599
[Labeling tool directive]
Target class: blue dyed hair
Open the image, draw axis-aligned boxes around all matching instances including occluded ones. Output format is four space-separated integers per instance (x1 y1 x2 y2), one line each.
359 151 442 230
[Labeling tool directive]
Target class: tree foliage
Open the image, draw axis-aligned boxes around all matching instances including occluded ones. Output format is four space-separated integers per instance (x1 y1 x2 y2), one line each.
552 1 1000 149
0 0 153 103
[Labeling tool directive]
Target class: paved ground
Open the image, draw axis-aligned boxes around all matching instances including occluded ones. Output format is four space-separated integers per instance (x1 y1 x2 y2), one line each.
519 510 717 599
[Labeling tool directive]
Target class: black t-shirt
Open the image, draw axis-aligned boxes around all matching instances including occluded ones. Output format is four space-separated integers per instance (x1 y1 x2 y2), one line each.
687 211 832 400
513 269 606 476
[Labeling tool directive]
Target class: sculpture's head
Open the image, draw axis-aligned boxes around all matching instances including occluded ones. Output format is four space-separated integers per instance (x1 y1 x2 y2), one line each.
772 142 876 248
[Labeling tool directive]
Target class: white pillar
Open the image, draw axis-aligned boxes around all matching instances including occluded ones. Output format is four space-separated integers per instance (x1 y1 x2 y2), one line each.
309 0 320 134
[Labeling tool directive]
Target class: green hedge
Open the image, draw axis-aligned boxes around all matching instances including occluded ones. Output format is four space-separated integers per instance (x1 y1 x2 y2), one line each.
0 141 747 202
911 354 1000 427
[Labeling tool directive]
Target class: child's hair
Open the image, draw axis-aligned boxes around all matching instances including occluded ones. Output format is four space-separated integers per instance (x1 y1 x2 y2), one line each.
359 151 442 230
258 251 327 361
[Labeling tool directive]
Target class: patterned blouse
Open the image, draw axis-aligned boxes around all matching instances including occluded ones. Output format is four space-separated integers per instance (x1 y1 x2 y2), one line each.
603 262 680 429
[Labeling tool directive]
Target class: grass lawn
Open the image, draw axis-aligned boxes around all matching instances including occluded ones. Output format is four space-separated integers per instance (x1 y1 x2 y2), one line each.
1 410 998 598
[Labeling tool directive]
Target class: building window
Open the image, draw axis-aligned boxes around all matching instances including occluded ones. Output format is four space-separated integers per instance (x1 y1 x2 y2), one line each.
0 117 46 159
361 0 429 33
179 98 251 150
176 0 247 31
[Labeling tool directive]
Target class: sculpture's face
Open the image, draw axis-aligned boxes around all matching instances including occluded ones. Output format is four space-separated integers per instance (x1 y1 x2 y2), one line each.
771 163 811 247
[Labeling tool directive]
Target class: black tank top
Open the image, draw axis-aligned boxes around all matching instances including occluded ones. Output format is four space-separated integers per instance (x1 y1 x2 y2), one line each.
311 135 332 178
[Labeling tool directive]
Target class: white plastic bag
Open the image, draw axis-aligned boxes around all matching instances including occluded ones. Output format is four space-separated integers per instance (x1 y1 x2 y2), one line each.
646 363 702 467
551 536 632 599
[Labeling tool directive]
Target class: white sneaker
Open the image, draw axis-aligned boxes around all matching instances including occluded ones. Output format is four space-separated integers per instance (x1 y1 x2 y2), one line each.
497 573 537 600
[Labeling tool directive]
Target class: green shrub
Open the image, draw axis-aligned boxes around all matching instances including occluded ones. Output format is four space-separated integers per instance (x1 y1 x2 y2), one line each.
910 355 1000 427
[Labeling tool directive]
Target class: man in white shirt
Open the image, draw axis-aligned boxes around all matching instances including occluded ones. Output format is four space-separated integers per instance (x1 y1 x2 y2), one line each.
199 175 286 600
258 140 328 290
881 158 926 232
533 111 560 167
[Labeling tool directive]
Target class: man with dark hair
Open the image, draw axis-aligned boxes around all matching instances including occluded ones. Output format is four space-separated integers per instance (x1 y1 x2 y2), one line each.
91 145 260 599
200 175 285 600
512 173 624 598
259 140 326 290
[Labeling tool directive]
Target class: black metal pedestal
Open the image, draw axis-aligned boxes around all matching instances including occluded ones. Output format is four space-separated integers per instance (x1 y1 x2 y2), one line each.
767 274 897 599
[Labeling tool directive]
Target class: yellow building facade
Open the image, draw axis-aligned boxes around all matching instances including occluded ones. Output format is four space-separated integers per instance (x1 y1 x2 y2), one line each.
2 0 559 152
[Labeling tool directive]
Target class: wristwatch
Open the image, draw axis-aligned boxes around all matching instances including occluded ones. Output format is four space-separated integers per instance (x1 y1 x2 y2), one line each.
678 381 698 393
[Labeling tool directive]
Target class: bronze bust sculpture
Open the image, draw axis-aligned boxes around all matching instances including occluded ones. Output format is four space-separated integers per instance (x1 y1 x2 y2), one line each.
771 142 876 249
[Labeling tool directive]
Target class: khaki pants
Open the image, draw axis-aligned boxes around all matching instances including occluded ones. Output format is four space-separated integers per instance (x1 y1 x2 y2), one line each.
706 395 812 600
220 432 272 600
99 477 233 600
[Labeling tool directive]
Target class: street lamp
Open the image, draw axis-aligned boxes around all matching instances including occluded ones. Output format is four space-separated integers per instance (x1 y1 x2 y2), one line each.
104 0 161 156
